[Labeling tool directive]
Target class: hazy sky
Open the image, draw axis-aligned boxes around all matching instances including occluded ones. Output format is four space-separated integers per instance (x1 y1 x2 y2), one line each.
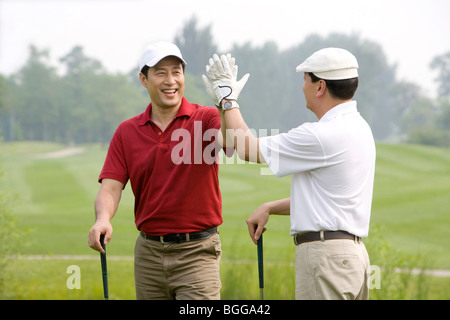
1 0 449 97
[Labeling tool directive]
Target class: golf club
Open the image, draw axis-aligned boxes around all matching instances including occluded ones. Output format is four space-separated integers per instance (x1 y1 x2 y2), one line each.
257 234 264 300
100 234 109 300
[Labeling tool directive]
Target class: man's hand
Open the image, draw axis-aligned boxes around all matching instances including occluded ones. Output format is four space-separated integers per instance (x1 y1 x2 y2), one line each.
246 203 270 245
88 220 112 253
88 178 123 253
202 54 235 106
202 53 250 105
246 198 290 244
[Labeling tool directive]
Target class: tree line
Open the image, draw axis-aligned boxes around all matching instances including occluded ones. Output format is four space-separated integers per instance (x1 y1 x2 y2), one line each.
1 16 449 146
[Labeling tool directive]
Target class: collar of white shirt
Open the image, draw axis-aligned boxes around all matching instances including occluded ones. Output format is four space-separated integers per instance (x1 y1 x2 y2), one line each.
319 101 357 122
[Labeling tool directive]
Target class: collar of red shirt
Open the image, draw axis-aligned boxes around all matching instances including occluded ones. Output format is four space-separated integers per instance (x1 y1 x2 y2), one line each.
138 97 193 126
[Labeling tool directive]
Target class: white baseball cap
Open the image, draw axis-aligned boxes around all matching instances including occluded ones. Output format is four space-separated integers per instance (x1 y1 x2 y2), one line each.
139 41 187 72
296 48 358 80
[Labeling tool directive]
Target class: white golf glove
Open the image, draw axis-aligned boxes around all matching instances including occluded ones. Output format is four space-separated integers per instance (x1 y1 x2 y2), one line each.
202 54 250 106
202 74 222 107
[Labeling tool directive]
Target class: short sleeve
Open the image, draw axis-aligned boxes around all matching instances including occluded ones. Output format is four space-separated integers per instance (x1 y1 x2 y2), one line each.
259 123 325 177
98 124 129 186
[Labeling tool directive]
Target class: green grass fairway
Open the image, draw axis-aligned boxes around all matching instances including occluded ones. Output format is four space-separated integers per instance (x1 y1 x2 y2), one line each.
1 141 449 299
372 143 450 266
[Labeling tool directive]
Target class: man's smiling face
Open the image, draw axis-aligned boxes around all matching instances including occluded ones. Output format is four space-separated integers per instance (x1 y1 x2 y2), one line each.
140 56 185 110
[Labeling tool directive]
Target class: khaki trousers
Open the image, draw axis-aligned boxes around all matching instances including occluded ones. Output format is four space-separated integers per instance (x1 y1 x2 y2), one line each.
295 239 370 300
134 233 222 300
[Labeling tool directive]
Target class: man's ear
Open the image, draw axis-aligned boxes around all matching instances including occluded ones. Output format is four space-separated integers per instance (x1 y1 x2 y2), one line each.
316 79 327 97
139 72 147 87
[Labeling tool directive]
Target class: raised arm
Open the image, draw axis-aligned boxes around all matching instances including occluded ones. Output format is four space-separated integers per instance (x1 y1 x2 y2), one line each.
202 54 264 163
221 103 264 163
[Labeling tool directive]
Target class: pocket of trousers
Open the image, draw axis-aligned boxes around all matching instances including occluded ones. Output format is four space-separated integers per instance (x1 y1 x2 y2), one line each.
318 254 364 299
208 234 222 262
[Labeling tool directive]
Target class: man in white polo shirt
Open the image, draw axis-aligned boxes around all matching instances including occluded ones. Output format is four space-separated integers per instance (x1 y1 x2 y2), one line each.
203 48 376 300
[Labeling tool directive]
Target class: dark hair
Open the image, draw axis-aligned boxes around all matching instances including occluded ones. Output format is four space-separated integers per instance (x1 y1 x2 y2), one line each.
140 57 186 78
308 72 358 100
141 65 150 78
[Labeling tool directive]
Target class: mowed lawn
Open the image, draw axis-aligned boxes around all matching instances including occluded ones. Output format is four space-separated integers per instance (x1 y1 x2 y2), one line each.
0 141 449 299
372 143 450 265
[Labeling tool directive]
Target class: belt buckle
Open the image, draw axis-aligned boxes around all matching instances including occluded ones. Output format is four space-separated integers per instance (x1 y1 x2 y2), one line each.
293 234 299 245
160 233 188 244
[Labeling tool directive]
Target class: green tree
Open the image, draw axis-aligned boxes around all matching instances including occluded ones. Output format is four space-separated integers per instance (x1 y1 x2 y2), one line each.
183 72 210 106
0 75 6 111
59 46 105 143
401 96 436 133
430 52 450 98
230 41 290 130
174 15 218 76
59 46 146 144
395 51 450 147
437 98 450 130
13 45 60 141
87 72 147 144
0 75 19 140
399 97 450 146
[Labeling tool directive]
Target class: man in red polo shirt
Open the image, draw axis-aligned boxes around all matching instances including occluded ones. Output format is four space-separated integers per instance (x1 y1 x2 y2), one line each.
88 42 229 300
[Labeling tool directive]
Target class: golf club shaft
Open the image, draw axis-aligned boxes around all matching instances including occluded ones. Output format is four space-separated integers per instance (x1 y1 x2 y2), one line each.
257 235 264 300
100 234 109 300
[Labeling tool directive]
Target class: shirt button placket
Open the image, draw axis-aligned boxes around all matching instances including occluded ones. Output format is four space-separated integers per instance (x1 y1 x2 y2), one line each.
158 131 162 146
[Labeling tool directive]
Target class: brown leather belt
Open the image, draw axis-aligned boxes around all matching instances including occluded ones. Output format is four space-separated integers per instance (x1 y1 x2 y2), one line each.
140 227 218 244
294 230 360 245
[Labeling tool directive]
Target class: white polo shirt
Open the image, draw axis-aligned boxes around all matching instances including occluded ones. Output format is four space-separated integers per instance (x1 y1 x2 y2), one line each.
259 101 376 237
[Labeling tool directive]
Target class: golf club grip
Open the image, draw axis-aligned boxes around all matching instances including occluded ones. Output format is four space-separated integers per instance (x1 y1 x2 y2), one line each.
99 234 109 299
100 235 107 274
257 235 264 289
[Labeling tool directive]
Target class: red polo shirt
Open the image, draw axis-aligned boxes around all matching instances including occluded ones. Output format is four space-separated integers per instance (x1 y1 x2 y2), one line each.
99 97 225 235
